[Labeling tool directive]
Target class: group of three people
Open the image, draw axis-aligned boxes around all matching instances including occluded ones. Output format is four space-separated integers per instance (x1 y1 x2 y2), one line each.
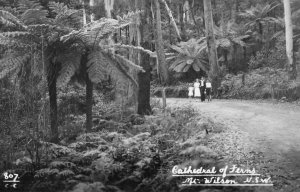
188 77 212 102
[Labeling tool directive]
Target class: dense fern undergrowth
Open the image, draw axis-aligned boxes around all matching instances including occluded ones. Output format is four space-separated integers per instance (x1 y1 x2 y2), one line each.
1 87 247 192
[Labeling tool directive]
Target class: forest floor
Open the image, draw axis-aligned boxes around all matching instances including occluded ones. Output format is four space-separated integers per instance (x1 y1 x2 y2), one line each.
167 98 300 192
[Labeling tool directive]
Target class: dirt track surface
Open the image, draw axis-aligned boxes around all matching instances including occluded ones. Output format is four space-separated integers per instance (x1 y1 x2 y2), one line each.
167 98 300 192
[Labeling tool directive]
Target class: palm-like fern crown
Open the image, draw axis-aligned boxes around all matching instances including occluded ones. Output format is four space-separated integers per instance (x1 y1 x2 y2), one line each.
168 38 209 73
0 1 81 92
239 3 280 29
58 10 153 88
214 21 249 49
1 1 152 91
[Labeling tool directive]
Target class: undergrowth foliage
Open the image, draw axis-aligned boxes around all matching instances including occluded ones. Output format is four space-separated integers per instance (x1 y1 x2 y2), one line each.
4 104 221 192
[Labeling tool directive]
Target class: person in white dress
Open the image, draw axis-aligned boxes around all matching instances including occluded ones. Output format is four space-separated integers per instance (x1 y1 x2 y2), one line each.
194 79 201 98
188 84 194 99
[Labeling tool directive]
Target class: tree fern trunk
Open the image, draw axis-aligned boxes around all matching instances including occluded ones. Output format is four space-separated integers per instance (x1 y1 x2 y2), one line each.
161 0 181 41
47 62 58 143
85 73 93 132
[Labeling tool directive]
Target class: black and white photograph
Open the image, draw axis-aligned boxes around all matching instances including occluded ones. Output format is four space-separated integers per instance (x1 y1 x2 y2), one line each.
0 0 300 191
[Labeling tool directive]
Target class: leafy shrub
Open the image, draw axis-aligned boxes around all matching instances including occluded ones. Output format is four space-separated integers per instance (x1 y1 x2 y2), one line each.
219 67 300 100
248 39 286 70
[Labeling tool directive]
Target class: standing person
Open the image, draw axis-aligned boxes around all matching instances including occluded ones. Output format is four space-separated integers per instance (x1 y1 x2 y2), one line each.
200 77 206 102
194 79 201 99
188 83 194 99
206 79 212 102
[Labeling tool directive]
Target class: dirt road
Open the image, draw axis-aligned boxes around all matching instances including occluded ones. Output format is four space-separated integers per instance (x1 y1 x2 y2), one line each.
167 98 300 191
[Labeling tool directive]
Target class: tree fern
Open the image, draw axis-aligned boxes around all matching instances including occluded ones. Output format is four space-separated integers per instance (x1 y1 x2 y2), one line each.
61 11 141 48
168 38 209 73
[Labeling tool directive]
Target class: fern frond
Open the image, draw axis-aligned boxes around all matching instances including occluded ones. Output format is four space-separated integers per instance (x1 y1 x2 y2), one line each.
57 52 81 87
86 50 138 87
1 31 41 47
86 51 109 83
0 10 25 29
48 2 81 29
48 1 67 15
34 168 59 178
27 24 57 36
111 53 145 72
61 15 136 48
37 76 47 94
102 52 138 88
17 0 43 14
107 44 155 56
1 31 32 38
57 169 74 178
117 10 143 27
0 16 17 27
49 161 76 169
0 55 29 79
40 141 77 159
21 9 48 25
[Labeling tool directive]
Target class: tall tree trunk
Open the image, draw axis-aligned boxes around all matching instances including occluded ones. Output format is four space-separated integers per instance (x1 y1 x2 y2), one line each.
127 0 141 112
283 0 297 80
47 62 58 143
138 0 152 115
183 0 190 23
203 0 220 95
154 0 169 85
104 0 114 18
81 0 87 25
161 0 181 41
191 5 201 36
138 42 152 115
231 0 237 23
179 3 186 41
90 0 95 21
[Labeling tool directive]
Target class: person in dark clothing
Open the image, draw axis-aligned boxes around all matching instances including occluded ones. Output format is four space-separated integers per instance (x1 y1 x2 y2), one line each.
200 77 206 102
205 79 212 102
